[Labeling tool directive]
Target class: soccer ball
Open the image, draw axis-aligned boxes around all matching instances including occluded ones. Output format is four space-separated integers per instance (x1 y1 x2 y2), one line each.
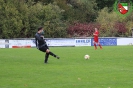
84 55 90 60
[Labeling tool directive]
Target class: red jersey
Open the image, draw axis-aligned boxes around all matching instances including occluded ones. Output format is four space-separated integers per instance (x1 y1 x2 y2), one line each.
94 31 99 42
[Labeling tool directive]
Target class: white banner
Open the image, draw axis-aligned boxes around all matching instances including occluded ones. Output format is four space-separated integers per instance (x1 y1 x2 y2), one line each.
75 39 91 46
29 39 36 47
0 40 5 48
9 40 32 48
8 39 75 48
46 39 75 46
117 38 133 45
5 37 133 48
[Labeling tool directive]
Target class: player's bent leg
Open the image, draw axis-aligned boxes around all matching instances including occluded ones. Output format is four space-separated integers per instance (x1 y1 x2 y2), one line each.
46 49 60 59
46 49 50 53
38 47 50 63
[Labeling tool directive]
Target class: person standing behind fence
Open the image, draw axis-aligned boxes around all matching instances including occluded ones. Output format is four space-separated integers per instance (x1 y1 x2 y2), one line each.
35 27 60 64
93 28 102 50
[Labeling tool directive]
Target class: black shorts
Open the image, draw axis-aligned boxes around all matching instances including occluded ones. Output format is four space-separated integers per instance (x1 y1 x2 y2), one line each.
39 45 49 52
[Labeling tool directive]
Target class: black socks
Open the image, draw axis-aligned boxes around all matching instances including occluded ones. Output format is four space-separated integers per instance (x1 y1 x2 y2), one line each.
49 52 56 57
45 53 49 63
44 52 57 63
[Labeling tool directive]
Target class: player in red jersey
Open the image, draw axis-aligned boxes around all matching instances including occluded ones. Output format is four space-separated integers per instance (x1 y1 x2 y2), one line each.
93 28 102 50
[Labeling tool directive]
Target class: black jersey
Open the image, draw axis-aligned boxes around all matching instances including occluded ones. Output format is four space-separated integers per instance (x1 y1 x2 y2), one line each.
35 33 46 48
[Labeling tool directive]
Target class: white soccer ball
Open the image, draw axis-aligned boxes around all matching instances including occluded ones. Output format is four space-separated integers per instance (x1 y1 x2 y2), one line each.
84 55 90 60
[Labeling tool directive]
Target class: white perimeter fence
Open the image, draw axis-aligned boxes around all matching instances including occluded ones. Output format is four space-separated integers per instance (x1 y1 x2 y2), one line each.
0 37 133 48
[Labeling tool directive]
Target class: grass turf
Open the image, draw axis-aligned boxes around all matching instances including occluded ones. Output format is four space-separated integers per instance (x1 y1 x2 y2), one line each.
0 46 133 88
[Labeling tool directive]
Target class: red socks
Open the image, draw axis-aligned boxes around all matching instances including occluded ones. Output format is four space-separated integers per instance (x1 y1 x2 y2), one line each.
94 43 102 49
94 43 97 50
98 44 102 49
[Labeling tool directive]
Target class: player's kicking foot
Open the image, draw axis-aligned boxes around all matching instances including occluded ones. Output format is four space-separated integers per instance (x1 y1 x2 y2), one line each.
56 56 60 59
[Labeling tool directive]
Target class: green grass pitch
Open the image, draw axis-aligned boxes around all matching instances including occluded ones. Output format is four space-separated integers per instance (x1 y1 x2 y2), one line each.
0 46 133 88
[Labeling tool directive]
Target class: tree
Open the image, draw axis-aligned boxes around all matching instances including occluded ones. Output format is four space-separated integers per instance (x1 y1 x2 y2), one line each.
96 0 115 11
96 7 130 37
0 0 23 38
124 11 133 37
55 0 98 23
34 0 53 4
43 3 67 38
0 0 45 38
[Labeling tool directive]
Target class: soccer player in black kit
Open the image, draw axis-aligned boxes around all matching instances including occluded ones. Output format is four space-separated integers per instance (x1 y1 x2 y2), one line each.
35 27 60 63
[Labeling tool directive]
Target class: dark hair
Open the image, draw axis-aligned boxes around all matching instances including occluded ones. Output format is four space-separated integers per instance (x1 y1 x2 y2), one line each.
38 27 43 31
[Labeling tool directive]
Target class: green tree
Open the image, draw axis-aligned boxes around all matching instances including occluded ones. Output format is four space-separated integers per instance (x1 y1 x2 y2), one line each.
27 2 45 37
0 0 44 38
34 0 53 4
125 12 133 37
96 7 124 37
43 3 67 38
96 7 133 37
96 0 115 11
67 0 98 22
0 0 68 38
0 0 23 38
